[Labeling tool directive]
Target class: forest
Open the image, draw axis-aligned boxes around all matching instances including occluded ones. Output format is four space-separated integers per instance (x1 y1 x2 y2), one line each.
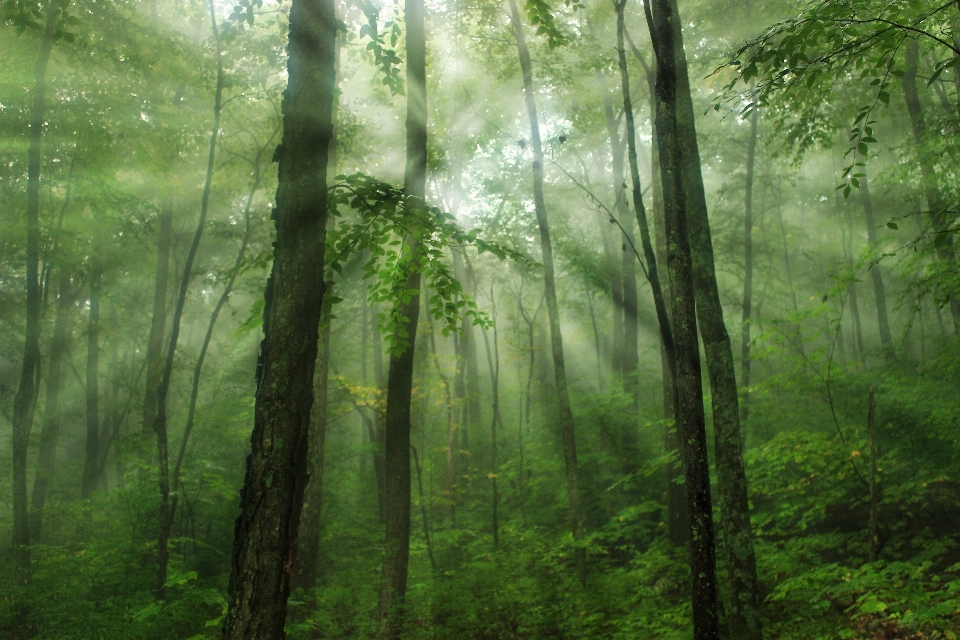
2 0 960 638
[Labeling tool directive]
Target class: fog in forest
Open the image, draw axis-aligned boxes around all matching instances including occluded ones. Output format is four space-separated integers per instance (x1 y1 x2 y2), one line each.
2 0 960 638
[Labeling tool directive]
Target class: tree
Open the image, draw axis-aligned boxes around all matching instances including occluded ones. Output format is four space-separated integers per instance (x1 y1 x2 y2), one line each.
221 0 338 635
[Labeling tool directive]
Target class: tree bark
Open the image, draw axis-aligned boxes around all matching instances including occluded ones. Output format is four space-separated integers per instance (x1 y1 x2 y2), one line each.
507 0 583 546
12 0 59 582
82 268 102 500
645 0 720 636
481 293 503 548
377 0 426 630
30 272 77 541
220 0 336 634
293 315 331 591
859 175 895 362
649 0 761 635
903 40 960 332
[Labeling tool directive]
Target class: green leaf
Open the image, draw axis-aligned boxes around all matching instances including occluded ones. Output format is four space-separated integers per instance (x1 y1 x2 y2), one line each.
887 222 898 230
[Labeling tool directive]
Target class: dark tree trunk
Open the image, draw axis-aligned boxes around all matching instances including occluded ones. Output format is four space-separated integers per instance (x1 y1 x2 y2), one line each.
645 0 720 636
859 176 895 362
903 40 960 331
377 0 426 630
481 294 503 548
616 0 677 480
30 272 77 541
221 0 337 634
155 0 225 598
293 315 331 591
629 30 688 547
843 203 867 368
508 0 583 546
82 269 102 500
648 0 761 635
740 107 759 426
12 0 59 582
142 199 172 436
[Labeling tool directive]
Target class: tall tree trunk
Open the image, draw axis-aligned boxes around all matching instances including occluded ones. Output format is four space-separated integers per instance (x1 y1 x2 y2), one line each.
868 385 878 562
481 293 503 548
293 315 331 591
82 269 102 499
507 0 583 546
12 0 59 583
740 107 759 426
645 0 720 637
377 0 426 630
616 0 677 480
142 199 173 436
627 27 688 546
859 175 895 362
844 203 867 368
30 272 76 541
221 0 336 635
649 0 761 635
903 40 960 332
155 0 225 598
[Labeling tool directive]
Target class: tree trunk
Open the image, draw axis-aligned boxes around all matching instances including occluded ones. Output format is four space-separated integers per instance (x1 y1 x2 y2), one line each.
142 199 172 436
649 0 761 635
293 315 331 591
377 0 426 630
903 40 960 331
155 0 225 598
30 272 77 541
12 0 59 583
616 0 678 481
507 0 583 546
82 269 102 500
843 202 867 368
481 293 503 548
221 0 336 635
859 175 895 362
740 107 759 426
645 0 720 636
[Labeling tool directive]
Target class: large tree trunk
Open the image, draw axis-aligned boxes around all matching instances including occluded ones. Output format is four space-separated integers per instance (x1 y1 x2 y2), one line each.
859 175 895 362
12 0 59 584
377 0 426 631
903 40 960 331
82 269 102 500
651 0 762 635
154 0 225 598
645 0 720 636
507 0 583 546
740 107 759 426
221 0 337 635
30 272 77 541
293 316 331 591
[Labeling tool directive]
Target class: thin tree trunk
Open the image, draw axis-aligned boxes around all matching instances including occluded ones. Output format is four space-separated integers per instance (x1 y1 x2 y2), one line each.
648 0 761 634
82 269 102 499
507 0 583 547
740 107 759 426
142 199 172 436
844 203 867 367
645 0 720 636
377 0 426 629
868 385 878 562
859 176 895 362
13 0 59 584
30 272 77 541
155 0 225 598
221 0 337 634
481 292 503 548
903 40 960 332
629 27 688 546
